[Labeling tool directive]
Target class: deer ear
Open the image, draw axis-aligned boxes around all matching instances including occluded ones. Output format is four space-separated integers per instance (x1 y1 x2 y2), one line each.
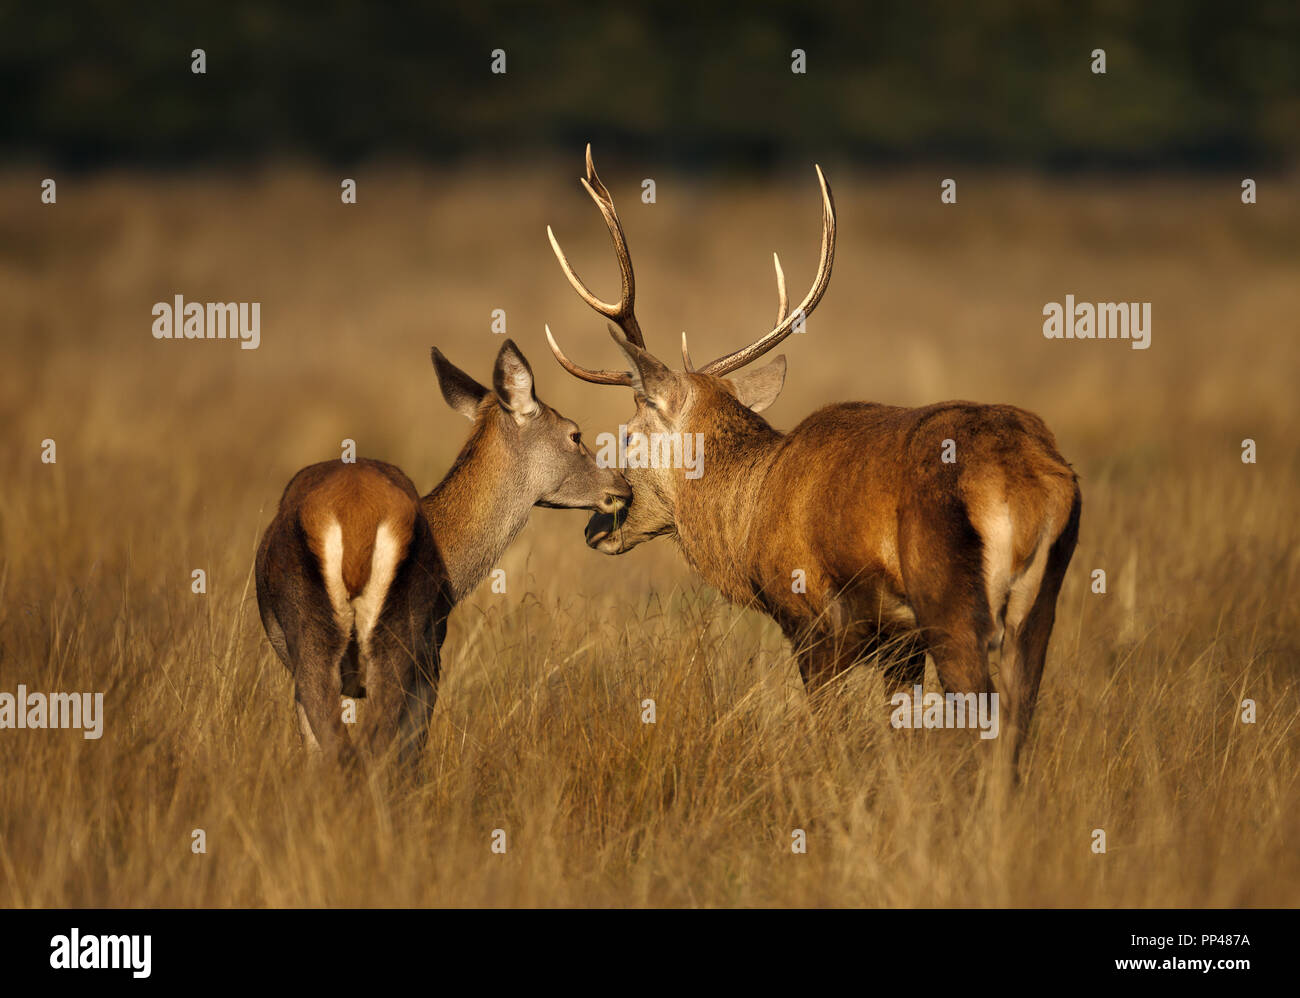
493 339 540 420
727 355 786 412
431 347 489 420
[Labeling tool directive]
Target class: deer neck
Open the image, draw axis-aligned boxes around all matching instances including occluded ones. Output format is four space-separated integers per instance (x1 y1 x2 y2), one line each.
420 409 534 604
673 411 783 603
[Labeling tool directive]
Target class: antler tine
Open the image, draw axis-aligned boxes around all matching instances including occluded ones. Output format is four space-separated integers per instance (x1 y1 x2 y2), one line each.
773 252 789 326
681 331 694 371
546 144 646 348
584 142 614 205
544 324 633 387
700 164 836 377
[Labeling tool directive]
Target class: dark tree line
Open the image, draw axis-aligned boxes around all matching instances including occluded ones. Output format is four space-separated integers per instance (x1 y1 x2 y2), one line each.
3 0 1296 169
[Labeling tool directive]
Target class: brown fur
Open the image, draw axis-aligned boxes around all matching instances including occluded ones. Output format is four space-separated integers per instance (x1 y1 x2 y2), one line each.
547 153 1080 765
589 364 1081 762
256 458 446 770
297 462 418 600
254 340 629 770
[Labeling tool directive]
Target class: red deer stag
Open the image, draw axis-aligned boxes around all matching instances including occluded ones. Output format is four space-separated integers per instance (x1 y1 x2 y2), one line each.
545 146 1080 758
255 339 630 767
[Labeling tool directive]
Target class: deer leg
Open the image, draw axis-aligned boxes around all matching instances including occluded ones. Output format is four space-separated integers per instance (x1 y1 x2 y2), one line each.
396 610 441 763
927 627 992 699
358 603 442 767
790 596 856 699
999 498 1080 765
899 498 997 700
396 664 438 766
796 637 839 693
354 633 406 763
263 604 322 753
291 623 356 768
879 631 928 690
295 703 321 751
259 602 293 673
908 571 995 699
393 578 446 767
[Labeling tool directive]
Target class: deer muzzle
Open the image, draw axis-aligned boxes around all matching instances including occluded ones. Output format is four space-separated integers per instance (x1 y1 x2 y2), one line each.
585 503 629 548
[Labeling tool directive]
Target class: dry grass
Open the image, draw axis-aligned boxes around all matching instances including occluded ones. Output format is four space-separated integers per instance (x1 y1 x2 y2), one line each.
0 162 1297 906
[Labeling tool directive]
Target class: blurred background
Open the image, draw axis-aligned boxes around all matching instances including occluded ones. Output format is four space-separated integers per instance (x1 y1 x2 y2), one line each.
1 2 1298 906
5 0 1298 171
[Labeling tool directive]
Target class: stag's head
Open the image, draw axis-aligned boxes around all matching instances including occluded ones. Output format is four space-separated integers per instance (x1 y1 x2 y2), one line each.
546 146 835 553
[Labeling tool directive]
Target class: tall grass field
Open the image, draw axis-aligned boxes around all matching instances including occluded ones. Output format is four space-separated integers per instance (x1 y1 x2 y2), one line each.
1 165 1296 906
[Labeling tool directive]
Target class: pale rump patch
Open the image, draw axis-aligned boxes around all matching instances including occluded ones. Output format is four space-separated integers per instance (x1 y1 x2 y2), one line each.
996 524 1051 707
314 519 400 649
315 517 405 698
995 477 1071 707
1005 530 1050 635
318 520 354 634
351 521 403 653
978 503 1016 650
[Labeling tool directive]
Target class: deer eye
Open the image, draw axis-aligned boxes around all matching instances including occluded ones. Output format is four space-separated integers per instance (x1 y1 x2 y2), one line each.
569 430 581 447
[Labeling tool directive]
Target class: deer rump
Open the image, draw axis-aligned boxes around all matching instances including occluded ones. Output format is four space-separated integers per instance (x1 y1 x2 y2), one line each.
255 459 447 742
744 401 1080 707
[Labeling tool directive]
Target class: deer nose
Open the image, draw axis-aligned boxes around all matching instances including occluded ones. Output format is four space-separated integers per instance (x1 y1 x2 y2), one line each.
603 475 632 508
600 489 629 513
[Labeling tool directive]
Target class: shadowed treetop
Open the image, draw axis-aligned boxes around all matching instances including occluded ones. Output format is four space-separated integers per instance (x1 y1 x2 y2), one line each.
3 0 1297 170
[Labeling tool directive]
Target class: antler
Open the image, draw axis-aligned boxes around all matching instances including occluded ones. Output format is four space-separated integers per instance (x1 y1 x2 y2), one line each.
772 252 789 326
697 165 835 377
547 150 834 386
545 145 647 385
681 252 788 372
544 324 633 387
545 144 646 385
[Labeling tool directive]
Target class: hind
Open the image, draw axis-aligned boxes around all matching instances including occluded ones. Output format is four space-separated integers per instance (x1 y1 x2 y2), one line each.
255 459 444 768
